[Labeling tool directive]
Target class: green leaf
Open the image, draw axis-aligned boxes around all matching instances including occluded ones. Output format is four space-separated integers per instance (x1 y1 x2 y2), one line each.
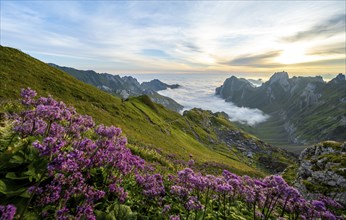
23 164 37 182
106 204 137 220
9 154 25 164
5 172 29 180
23 211 40 220
20 189 31 198
0 179 6 194
0 179 27 196
95 210 116 220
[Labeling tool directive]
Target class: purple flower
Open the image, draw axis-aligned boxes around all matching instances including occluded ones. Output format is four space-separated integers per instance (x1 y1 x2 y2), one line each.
222 170 239 181
0 204 16 220
162 204 171 214
95 125 121 139
321 211 336 220
76 205 95 220
13 88 344 220
312 200 326 212
109 186 128 204
137 174 165 198
170 185 189 198
215 183 233 194
185 196 204 211
21 87 37 106
255 210 264 219
169 215 180 220
319 196 342 209
56 207 69 220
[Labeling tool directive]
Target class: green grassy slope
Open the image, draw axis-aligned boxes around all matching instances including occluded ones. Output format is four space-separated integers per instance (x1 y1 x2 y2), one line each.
1 45 282 176
237 115 307 154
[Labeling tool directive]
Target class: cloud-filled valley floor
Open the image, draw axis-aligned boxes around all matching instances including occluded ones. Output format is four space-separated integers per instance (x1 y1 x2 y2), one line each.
133 73 269 126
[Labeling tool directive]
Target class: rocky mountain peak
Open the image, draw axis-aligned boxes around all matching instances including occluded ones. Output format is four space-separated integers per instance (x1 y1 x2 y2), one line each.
268 71 291 92
330 73 345 84
215 75 252 101
141 79 180 91
269 71 289 85
224 76 252 87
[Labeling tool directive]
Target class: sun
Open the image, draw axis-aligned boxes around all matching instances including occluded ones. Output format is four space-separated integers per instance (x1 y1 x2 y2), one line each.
276 44 312 65
198 54 216 65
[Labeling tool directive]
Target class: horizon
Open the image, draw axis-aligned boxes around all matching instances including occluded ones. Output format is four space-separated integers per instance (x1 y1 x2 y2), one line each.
49 62 343 82
1 1 345 75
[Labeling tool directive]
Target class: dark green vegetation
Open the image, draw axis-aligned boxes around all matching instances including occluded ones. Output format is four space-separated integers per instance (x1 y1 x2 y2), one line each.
216 72 346 152
0 46 296 177
49 63 183 112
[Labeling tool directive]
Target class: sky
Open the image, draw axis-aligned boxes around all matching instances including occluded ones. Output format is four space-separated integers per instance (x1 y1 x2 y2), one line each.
1 1 345 75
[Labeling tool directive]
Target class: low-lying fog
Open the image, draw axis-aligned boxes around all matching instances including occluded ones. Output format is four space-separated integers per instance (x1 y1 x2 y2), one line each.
132 73 269 126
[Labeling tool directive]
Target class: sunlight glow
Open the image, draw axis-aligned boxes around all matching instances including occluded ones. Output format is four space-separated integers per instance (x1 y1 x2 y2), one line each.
1 1 344 74
198 54 216 65
276 44 312 64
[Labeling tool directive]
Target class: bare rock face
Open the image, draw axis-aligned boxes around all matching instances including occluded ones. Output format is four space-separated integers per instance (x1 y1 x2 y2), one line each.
294 141 346 206
268 71 290 92
330 73 345 84
215 76 253 102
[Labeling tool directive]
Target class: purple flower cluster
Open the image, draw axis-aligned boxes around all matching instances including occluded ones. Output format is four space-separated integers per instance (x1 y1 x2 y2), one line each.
13 88 145 218
136 173 165 199
3 88 343 220
168 167 343 219
185 196 204 211
0 204 16 220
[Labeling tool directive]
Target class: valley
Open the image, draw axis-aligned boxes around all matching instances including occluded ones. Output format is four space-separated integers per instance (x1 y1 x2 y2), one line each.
0 46 294 176
216 72 346 151
1 1 345 218
1 45 345 219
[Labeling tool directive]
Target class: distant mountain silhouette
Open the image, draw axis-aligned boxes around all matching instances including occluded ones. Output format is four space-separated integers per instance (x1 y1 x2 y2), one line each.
49 64 183 112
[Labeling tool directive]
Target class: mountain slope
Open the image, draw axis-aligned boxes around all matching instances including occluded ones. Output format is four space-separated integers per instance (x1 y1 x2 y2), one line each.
0 46 296 176
48 64 183 112
216 72 346 149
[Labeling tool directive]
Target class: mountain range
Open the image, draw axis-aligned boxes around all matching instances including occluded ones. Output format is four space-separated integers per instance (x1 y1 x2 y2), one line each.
1 45 345 218
0 45 295 176
216 72 346 149
48 64 183 112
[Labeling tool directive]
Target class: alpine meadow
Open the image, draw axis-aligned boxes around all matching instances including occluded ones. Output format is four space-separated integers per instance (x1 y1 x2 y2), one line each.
0 1 345 220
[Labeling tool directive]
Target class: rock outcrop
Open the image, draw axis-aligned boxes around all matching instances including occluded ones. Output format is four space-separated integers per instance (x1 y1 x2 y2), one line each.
141 79 180 91
294 141 346 206
215 76 253 103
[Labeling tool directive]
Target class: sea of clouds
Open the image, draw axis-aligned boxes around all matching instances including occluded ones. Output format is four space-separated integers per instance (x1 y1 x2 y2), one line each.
131 73 270 126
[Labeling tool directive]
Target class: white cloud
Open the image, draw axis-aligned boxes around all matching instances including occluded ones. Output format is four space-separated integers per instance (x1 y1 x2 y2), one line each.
134 73 269 126
1 1 345 74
